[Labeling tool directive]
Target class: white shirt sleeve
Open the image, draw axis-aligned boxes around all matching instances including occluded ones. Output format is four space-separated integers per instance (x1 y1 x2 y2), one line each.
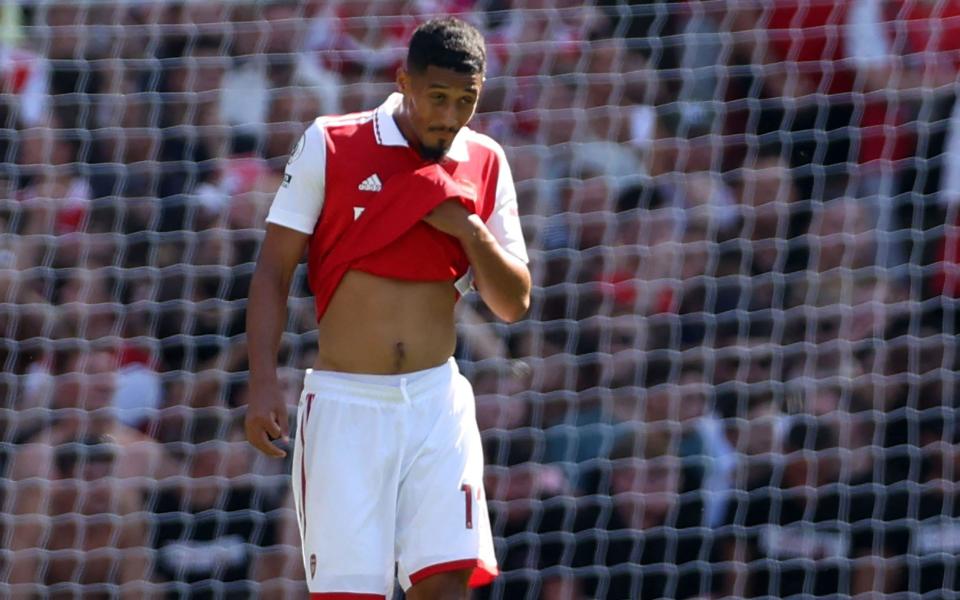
486 146 529 263
265 119 326 234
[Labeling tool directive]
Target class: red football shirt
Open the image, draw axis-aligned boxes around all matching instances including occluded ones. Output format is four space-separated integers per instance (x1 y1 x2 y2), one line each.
265 93 529 320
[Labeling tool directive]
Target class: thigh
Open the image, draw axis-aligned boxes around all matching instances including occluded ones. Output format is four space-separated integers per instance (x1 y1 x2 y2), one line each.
405 570 471 600
292 386 404 596
395 373 498 591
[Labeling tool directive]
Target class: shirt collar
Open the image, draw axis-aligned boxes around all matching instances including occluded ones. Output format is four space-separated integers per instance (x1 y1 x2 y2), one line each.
373 92 470 162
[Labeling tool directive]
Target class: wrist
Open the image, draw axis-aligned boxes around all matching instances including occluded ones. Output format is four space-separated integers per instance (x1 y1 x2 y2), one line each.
249 371 279 387
459 214 492 247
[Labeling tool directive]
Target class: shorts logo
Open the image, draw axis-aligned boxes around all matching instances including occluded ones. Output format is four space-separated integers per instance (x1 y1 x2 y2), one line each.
310 553 317 578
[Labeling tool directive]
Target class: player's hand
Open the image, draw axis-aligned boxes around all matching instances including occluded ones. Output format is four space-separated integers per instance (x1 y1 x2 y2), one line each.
245 379 290 458
422 200 480 242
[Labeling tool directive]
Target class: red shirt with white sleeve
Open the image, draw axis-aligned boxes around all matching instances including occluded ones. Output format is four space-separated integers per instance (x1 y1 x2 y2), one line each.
265 93 529 321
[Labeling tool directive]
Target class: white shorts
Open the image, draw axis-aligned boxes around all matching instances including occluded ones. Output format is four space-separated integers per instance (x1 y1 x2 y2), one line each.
290 358 498 598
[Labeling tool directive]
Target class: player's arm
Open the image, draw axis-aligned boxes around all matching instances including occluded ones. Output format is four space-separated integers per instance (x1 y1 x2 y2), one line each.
464 214 531 322
245 123 325 458
246 224 310 457
425 145 531 322
425 203 530 322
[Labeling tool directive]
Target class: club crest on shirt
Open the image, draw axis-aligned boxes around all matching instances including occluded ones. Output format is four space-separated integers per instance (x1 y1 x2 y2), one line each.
288 135 305 165
310 553 317 578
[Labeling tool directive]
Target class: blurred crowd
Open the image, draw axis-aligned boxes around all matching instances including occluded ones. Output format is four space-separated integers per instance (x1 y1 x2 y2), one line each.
1 0 960 598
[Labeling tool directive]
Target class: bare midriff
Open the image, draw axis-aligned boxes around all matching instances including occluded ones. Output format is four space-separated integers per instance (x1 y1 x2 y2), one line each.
314 270 458 374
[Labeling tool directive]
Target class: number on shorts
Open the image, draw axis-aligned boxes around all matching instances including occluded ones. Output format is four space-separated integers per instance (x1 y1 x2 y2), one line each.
461 483 473 529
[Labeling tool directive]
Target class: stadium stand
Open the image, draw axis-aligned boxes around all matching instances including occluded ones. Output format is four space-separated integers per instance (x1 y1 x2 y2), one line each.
1 0 959 598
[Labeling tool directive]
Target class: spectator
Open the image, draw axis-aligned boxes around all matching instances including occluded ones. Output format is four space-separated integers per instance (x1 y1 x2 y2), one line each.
30 1 100 130
676 360 738 528
714 389 782 488
608 198 682 317
805 197 876 274
155 273 247 380
539 436 715 599
0 2 957 597
723 0 852 196
307 0 432 112
42 435 152 597
151 416 288 599
731 147 800 266
0 201 54 390
156 35 228 208
0 33 47 127
15 263 164 433
220 0 338 153
718 416 877 598
112 344 163 432
15 114 90 243
846 0 960 274
870 410 960 595
7 345 176 591
88 68 163 202
53 266 117 341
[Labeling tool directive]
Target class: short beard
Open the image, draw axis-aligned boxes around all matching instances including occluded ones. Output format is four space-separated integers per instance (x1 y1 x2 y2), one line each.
419 144 447 161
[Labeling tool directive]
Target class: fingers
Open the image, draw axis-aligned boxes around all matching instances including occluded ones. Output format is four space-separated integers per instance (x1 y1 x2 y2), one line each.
248 428 287 458
264 411 284 439
270 409 290 441
245 406 289 458
276 409 291 438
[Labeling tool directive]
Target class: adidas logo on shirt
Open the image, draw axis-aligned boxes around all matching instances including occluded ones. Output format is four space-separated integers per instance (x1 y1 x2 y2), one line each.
358 174 382 192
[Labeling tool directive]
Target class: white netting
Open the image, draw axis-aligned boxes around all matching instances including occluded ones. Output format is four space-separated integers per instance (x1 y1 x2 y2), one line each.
1 0 959 597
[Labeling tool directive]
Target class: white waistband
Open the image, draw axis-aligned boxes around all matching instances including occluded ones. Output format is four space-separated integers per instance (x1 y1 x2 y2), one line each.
302 357 458 402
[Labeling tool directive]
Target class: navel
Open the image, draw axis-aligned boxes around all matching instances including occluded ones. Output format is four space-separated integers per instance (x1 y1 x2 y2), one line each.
393 341 406 372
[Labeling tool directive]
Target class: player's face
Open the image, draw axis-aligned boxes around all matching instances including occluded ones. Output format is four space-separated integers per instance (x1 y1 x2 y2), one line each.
398 65 483 160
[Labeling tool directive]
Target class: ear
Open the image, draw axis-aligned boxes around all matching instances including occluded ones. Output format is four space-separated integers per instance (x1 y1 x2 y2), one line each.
396 67 409 94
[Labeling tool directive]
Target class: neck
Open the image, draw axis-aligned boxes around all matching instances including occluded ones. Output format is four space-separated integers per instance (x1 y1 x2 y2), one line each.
392 111 423 154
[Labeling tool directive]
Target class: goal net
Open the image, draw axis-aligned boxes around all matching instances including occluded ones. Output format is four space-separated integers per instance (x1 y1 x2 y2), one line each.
1 0 957 598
